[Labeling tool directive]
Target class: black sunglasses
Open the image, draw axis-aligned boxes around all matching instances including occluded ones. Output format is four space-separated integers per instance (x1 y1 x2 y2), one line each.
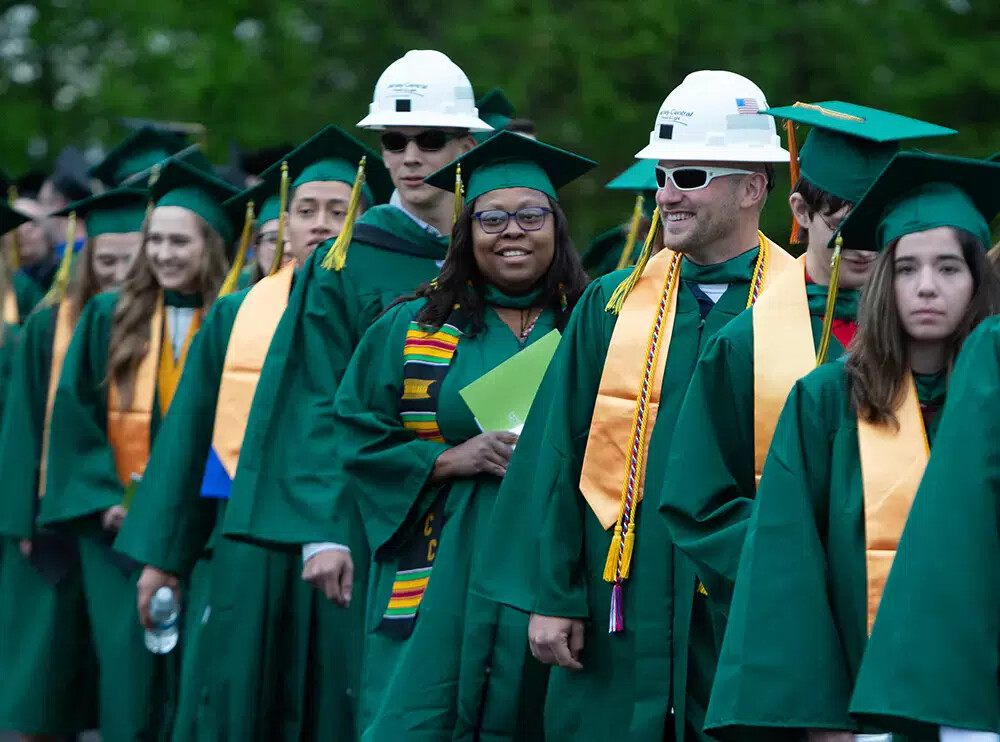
380 130 460 153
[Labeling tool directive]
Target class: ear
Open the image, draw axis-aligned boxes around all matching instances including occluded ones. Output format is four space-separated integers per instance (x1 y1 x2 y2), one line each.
457 135 477 155
787 192 813 231
741 171 769 210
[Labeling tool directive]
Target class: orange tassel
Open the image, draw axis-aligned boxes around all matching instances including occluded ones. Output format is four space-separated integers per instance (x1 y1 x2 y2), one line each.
785 120 803 244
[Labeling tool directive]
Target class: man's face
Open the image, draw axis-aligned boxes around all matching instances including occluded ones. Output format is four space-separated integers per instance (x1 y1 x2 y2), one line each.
380 127 475 210
285 180 355 262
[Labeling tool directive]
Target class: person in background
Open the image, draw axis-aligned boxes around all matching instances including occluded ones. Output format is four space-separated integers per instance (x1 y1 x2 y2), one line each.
704 152 1000 742
0 188 146 742
581 159 657 276
37 159 237 742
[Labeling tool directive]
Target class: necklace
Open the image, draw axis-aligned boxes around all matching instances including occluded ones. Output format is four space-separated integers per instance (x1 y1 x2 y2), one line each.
518 307 542 345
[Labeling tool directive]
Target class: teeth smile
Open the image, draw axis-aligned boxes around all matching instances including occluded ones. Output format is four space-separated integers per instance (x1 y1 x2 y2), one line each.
500 249 528 257
667 213 693 222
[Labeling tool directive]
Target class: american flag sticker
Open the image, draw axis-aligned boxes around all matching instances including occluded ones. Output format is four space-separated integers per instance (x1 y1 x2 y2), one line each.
736 98 759 114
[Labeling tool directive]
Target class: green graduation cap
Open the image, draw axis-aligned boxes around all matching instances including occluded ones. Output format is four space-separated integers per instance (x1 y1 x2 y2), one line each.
763 101 957 204
606 160 658 193
0 201 30 236
90 126 195 187
223 178 282 231
52 188 147 237
258 124 392 206
834 151 1000 252
474 88 517 143
150 158 241 245
424 130 597 204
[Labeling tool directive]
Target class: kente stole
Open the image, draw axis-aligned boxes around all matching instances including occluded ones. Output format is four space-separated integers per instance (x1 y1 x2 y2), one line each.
857 374 929 633
378 304 469 639
107 292 202 488
580 234 797 632
38 299 76 496
202 263 293 497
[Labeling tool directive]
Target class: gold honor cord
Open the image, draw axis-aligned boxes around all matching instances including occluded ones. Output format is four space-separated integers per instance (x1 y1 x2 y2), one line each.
219 200 255 297
269 162 290 275
615 194 646 271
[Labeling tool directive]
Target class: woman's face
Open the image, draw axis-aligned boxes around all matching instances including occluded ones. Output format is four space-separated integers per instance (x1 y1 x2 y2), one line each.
471 187 556 295
146 206 207 293
895 226 974 343
92 232 142 292
255 218 288 274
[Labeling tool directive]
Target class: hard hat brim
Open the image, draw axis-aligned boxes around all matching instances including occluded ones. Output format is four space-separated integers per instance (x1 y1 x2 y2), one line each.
356 111 494 133
634 142 790 164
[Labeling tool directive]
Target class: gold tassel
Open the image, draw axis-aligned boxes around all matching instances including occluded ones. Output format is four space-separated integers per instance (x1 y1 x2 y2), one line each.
451 163 463 231
606 207 662 314
614 194 645 271
602 525 623 581
815 234 843 366
269 162 291 275
6 185 20 270
43 211 76 304
785 120 804 245
218 200 254 297
320 156 367 272
619 529 635 579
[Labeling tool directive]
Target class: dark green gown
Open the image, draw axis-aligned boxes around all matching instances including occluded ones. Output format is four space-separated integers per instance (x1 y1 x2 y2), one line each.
581 225 639 277
113 284 355 742
37 290 203 742
473 249 767 741
0 303 97 735
659 285 857 611
850 316 1000 738
12 270 45 321
333 296 553 741
704 360 945 742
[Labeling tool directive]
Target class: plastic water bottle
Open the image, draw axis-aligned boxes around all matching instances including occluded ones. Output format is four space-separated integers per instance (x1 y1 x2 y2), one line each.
145 586 179 654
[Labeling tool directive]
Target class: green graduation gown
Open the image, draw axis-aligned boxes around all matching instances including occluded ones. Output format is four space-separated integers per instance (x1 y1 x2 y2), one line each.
0 303 97 735
472 249 768 741
113 285 356 742
334 296 553 741
581 225 639 277
850 316 1000 738
37 290 203 742
704 360 946 742
12 270 45 322
659 284 857 611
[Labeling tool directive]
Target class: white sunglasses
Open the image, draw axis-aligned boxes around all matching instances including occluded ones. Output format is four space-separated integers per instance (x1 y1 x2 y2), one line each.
655 165 755 191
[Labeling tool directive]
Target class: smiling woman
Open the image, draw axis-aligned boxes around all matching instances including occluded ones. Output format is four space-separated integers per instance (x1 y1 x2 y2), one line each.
329 130 595 740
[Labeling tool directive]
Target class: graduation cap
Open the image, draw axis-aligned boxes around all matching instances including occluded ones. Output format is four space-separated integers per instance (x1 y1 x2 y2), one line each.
217 178 284 295
424 130 597 204
150 158 241 246
237 144 294 177
91 126 211 188
50 146 92 201
0 202 30 236
15 170 46 198
606 160 658 193
474 88 518 143
52 188 147 237
764 101 956 242
834 151 1000 252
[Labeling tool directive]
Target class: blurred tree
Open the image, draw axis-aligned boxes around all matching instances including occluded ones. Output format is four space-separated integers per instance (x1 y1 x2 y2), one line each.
0 0 996 244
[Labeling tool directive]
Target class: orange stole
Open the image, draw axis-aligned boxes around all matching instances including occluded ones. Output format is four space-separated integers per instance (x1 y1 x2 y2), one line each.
38 300 76 496
856 374 929 633
3 291 17 325
211 262 293 478
580 236 798 530
157 302 202 414
750 255 816 487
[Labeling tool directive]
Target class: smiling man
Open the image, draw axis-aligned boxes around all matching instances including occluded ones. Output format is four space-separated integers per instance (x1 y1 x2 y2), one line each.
658 103 956 628
215 49 491 737
475 70 794 741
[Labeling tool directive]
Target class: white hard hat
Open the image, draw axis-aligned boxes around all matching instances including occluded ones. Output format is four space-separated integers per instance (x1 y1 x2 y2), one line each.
635 71 789 163
357 50 493 132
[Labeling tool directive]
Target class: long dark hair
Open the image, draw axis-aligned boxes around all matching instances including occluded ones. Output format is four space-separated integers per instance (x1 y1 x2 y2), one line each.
847 229 1000 427
401 196 589 335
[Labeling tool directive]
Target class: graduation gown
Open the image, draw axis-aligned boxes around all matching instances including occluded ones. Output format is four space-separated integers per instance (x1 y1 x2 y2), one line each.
473 248 770 741
37 289 203 742
850 316 1000 738
0 304 97 735
114 281 355 742
660 283 857 611
581 225 640 277
334 297 553 741
704 360 946 742
12 270 46 322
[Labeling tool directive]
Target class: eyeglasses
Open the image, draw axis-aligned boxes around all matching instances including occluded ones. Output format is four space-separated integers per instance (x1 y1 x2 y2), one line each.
473 207 552 234
655 165 755 191
380 130 460 153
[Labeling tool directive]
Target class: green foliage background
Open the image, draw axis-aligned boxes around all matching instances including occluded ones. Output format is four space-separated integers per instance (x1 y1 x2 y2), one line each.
1 0 997 245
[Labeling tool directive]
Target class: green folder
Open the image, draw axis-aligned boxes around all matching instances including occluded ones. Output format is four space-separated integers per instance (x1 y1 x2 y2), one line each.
460 329 561 434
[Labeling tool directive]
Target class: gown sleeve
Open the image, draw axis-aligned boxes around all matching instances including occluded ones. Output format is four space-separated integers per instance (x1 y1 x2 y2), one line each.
659 311 756 613
332 300 450 553
37 294 119 527
706 372 855 740
113 297 240 576
850 318 1000 737
0 307 52 539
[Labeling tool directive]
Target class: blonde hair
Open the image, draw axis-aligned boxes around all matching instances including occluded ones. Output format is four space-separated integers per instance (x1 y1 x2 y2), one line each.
108 213 228 407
